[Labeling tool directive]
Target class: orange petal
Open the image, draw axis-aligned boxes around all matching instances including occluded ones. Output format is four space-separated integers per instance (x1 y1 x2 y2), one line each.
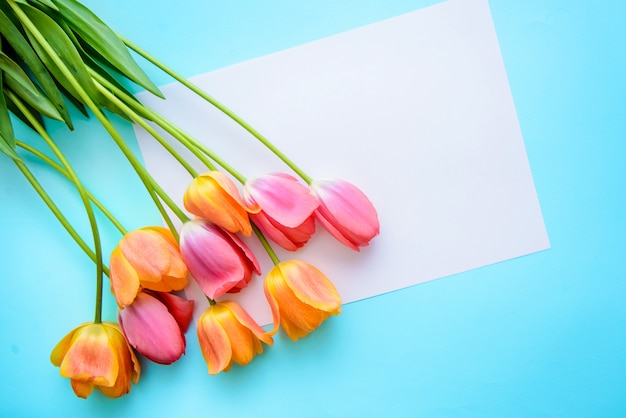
50 324 82 367
222 301 273 346
268 275 327 340
184 172 252 235
145 228 188 282
263 271 283 336
197 308 232 375
140 273 187 293
215 308 257 367
98 323 135 398
265 262 341 341
70 379 95 399
109 247 141 307
279 261 341 313
279 314 315 342
120 229 175 283
59 324 119 387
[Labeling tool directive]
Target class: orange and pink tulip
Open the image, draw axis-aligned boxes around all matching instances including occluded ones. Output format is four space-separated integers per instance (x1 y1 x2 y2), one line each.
309 179 379 251
196 300 273 374
109 226 188 307
184 171 256 236
264 260 342 341
50 322 140 398
179 219 260 299
118 290 194 365
243 173 319 251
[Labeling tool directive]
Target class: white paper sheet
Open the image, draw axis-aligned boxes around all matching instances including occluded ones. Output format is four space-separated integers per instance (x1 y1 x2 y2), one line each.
133 0 550 325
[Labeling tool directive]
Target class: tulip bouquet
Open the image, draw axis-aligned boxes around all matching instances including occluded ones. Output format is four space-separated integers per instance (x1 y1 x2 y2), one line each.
1 0 379 399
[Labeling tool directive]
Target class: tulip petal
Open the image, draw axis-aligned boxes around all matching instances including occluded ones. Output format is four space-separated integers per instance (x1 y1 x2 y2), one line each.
197 308 232 375
264 261 342 341
250 211 315 251
152 291 195 333
227 229 261 276
245 173 319 227
59 324 119 387
262 278 281 336
120 228 185 286
184 172 253 235
71 380 95 399
311 179 379 250
279 261 342 312
51 322 139 398
180 220 258 299
222 301 273 346
212 305 257 367
50 325 80 367
109 247 141 307
119 292 186 364
265 267 330 340
99 324 134 398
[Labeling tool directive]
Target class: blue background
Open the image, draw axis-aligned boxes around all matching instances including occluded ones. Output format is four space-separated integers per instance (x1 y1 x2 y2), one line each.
1 0 625 416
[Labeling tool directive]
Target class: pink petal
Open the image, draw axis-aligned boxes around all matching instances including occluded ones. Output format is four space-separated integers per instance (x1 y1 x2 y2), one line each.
180 220 258 299
150 291 195 333
310 179 379 250
118 292 185 364
250 211 315 251
244 173 318 228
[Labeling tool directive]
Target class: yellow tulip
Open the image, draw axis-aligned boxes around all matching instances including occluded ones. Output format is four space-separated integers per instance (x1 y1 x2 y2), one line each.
263 260 341 341
50 322 140 398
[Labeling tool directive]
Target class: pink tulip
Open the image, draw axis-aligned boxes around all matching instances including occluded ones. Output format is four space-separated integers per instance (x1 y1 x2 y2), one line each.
243 173 319 251
179 219 261 299
309 179 380 251
118 290 194 365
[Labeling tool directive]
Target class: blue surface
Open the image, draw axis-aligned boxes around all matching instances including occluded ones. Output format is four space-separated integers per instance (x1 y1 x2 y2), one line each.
1 0 625 416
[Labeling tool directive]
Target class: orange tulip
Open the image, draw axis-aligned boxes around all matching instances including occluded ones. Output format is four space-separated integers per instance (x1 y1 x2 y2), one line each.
184 171 256 236
196 301 273 374
264 260 341 341
50 322 140 398
109 226 188 307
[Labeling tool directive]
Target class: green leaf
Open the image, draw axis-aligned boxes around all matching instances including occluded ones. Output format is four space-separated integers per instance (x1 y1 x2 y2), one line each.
0 51 64 121
51 0 163 98
16 1 105 110
29 0 58 10
0 131 22 161
6 91 45 132
0 5 73 129
48 14 132 120
0 72 21 161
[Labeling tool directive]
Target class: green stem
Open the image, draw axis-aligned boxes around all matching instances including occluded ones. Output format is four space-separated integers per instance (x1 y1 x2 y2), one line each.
91 70 247 183
89 71 198 178
12 158 110 277
121 36 311 183
17 141 127 235
252 223 280 265
6 89 104 323
9 1 188 237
